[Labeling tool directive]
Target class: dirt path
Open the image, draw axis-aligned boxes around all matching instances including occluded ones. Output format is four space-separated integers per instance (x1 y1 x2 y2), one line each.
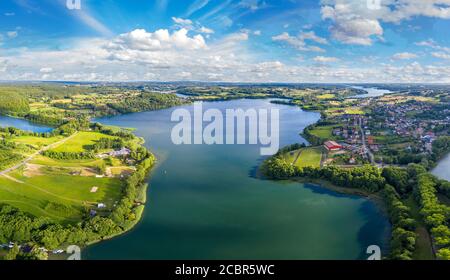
292 150 302 166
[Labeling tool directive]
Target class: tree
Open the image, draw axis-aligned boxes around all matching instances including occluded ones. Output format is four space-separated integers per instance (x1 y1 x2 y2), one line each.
3 244 20 260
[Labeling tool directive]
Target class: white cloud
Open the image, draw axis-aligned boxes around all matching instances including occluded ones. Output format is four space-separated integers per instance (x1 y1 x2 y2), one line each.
321 0 450 45
313 56 339 63
4 12 15 16
7 31 18 38
39 67 53 73
2 26 450 83
392 52 418 60
107 28 206 53
272 31 327 52
172 17 193 26
253 30 261 36
432 52 450 60
198 26 214 34
239 0 267 11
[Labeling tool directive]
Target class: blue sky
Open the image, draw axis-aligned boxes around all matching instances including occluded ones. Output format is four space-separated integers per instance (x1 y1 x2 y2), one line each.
1 0 450 82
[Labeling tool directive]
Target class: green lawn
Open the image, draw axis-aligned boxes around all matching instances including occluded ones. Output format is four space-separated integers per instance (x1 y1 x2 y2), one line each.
282 147 323 168
295 147 323 168
50 131 115 153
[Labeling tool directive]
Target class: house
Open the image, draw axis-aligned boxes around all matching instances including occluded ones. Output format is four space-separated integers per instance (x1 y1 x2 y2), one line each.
324 141 343 151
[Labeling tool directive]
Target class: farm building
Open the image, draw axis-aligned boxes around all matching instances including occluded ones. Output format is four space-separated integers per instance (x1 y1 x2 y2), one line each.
324 141 343 151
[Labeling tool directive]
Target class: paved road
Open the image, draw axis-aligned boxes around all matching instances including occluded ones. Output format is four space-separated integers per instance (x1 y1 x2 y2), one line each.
0 132 78 176
358 117 375 165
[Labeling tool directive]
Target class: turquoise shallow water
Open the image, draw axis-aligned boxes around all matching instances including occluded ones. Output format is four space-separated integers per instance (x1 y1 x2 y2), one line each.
85 99 390 260
0 115 53 133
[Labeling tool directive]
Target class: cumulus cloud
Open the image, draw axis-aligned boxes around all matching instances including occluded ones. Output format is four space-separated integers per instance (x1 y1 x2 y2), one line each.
106 28 207 54
321 0 450 45
272 31 327 52
392 52 418 60
2 26 450 83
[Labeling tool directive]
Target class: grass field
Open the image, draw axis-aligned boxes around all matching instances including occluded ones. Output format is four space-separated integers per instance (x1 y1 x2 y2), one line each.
13 135 63 148
0 167 123 223
309 125 334 139
282 147 323 168
50 131 115 153
317 94 335 100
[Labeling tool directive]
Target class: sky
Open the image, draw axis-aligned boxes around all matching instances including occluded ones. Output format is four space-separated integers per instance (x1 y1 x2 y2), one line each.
1 0 450 83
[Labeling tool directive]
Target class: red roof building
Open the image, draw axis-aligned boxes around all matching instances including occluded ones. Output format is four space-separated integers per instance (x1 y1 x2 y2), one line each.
324 141 343 151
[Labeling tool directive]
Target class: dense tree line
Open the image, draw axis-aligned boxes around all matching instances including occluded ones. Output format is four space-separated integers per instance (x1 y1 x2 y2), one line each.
413 172 450 260
42 151 95 160
86 138 125 152
383 185 416 260
107 93 185 114
0 92 29 115
431 136 450 162
263 158 385 192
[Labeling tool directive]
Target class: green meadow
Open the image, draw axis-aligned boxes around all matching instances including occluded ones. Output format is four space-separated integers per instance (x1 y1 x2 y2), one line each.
50 131 115 153
0 168 123 223
282 147 323 168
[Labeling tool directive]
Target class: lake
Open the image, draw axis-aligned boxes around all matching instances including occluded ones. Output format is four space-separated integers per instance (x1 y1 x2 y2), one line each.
351 86 393 99
85 99 390 260
432 154 450 181
0 115 53 133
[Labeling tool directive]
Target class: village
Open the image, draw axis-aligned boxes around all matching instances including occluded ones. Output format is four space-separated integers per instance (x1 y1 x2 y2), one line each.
310 94 449 168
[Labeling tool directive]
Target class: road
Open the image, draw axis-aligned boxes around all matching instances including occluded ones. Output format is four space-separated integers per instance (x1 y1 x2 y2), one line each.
358 117 375 165
0 132 78 176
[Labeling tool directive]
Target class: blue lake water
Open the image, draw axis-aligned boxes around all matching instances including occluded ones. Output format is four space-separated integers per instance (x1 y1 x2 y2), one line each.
85 99 390 260
432 154 450 181
351 86 393 99
0 115 53 133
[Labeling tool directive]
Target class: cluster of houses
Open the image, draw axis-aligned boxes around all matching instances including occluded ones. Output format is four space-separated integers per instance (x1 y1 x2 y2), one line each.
98 147 131 159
